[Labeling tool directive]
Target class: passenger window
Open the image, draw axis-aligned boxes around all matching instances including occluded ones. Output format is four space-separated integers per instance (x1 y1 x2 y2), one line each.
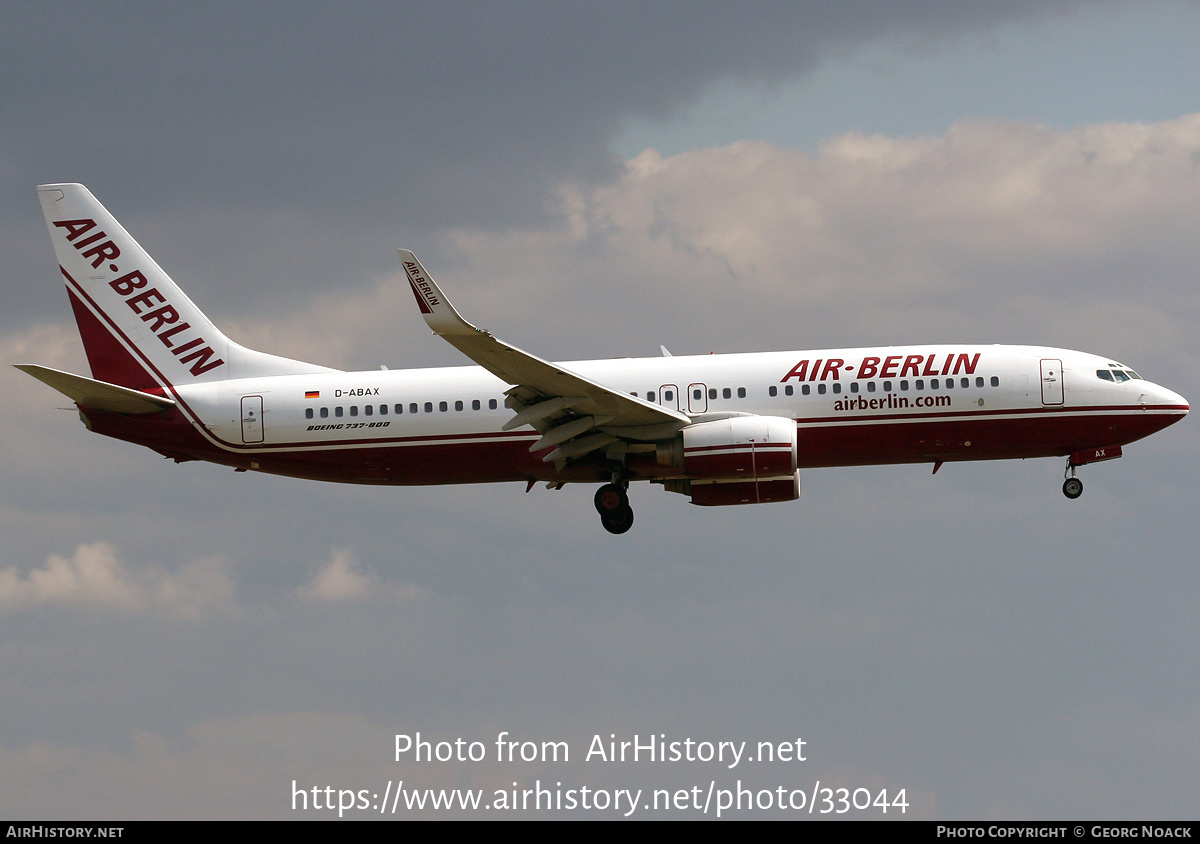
350 406 358 417
335 407 344 417
769 386 778 397
424 402 433 413
320 407 329 418
990 377 999 387
664 390 673 401
867 382 876 393
693 389 702 400
975 377 984 388
900 380 909 391
722 388 731 399
784 385 793 396
915 379 924 390
961 378 969 388
883 381 892 392
410 403 418 414
489 399 498 410
709 388 717 399
472 399 481 410
931 379 939 389
455 400 463 411
439 401 448 412
647 391 656 402
365 405 373 416
832 383 841 394
817 384 826 395
305 408 313 419
801 385 810 395
850 382 859 394
737 387 746 398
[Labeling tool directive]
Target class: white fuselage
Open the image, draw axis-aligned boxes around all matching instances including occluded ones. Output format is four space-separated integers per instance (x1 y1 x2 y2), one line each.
125 343 1184 486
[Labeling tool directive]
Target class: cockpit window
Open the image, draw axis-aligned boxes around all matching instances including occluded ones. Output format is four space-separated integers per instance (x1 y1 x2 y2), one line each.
1099 367 1142 382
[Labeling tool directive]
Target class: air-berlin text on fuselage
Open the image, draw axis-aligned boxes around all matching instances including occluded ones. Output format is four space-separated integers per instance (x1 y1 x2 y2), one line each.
53 218 225 377
782 352 981 383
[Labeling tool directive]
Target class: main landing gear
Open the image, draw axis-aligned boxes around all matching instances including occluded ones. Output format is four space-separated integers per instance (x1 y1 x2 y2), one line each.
1062 459 1083 500
594 480 634 534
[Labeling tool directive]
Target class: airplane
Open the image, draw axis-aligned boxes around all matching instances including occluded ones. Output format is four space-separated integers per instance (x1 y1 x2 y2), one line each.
18 183 1189 534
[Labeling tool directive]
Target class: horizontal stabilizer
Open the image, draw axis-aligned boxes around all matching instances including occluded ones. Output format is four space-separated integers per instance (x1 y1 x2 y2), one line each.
15 364 176 414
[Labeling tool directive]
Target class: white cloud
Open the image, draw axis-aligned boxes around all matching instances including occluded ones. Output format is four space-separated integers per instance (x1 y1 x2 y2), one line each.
438 113 1200 369
0 542 234 621
296 548 424 603
139 113 1200 380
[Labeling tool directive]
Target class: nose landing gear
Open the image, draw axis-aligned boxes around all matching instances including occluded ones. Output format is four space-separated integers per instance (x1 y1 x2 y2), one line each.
1061 444 1122 499
594 481 634 534
1063 458 1083 499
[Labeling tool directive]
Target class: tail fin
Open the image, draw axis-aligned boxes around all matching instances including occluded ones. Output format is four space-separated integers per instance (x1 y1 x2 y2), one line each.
37 183 335 390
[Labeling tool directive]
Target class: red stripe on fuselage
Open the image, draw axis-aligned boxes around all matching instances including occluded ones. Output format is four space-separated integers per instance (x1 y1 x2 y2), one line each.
79 399 1184 486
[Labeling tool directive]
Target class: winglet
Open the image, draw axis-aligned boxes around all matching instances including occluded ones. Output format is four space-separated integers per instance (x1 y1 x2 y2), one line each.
397 249 480 337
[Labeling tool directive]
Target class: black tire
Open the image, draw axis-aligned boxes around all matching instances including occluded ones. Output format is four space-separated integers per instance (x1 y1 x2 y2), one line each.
594 483 629 515
1062 478 1083 499
601 505 634 534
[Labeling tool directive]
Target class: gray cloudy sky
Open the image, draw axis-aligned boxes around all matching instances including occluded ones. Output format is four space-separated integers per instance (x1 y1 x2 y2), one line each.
2 0 1198 820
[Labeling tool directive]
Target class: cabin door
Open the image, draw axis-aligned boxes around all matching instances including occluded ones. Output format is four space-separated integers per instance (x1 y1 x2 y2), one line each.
240 395 265 443
1040 359 1064 406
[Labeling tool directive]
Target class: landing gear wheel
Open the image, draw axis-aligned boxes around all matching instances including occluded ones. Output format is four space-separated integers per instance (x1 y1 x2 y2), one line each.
594 483 629 515
1062 477 1083 499
600 505 634 535
595 482 633 533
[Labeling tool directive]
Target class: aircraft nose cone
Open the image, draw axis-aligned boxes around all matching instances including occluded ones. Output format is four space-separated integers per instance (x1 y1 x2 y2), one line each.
1149 382 1188 415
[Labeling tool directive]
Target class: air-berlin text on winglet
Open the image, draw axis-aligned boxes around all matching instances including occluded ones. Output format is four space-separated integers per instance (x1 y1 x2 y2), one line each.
53 217 225 377
403 260 440 315
782 352 980 382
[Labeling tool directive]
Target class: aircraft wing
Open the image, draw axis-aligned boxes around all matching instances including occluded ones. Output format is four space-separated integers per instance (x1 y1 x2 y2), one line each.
16 365 177 414
398 250 689 463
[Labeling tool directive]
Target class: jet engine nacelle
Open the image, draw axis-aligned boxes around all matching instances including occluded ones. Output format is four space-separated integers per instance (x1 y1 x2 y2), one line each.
688 471 800 506
656 415 800 506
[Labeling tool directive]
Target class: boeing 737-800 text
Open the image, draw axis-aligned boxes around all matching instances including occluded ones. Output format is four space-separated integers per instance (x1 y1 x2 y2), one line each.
18 184 1188 533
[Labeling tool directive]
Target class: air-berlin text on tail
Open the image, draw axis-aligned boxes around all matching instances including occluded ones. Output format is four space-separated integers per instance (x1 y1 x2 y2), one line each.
53 218 225 376
782 352 981 383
